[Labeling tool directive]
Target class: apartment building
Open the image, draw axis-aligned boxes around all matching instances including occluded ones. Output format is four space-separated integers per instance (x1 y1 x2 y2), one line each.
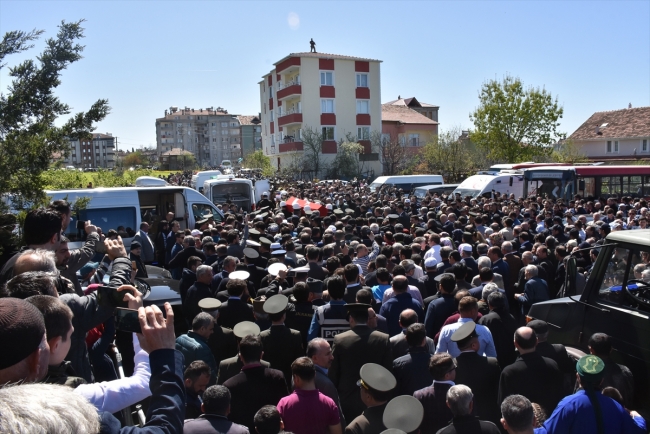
155 107 242 167
64 133 116 169
384 96 439 122
237 115 262 159
259 52 382 176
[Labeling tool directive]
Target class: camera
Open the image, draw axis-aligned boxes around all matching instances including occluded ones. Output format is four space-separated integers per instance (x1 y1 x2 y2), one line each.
76 220 86 230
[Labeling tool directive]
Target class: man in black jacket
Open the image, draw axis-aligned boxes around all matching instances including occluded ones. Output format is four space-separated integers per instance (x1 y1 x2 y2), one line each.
168 236 206 279
184 265 215 324
437 385 501 434
498 326 564 416
478 292 518 368
413 353 456 434
392 323 433 396
216 278 255 330
183 385 249 434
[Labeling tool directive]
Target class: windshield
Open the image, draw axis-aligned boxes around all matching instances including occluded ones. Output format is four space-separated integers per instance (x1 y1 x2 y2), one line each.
211 183 250 201
453 188 480 198
368 182 382 192
414 188 428 199
595 245 649 310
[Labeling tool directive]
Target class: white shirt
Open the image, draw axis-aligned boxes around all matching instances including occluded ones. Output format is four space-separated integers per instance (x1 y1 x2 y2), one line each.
381 285 423 306
424 245 442 263
435 318 497 358
74 334 151 413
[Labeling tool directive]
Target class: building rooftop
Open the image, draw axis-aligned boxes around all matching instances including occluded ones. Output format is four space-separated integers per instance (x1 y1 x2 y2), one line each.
237 115 261 126
381 104 439 125
569 106 650 140
274 52 382 66
156 110 232 121
162 148 194 156
384 96 439 109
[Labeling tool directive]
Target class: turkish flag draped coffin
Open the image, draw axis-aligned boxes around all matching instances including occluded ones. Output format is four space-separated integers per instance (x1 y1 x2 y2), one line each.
285 197 327 216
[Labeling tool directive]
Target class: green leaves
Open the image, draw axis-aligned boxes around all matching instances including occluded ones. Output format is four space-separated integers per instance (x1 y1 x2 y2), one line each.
470 75 564 163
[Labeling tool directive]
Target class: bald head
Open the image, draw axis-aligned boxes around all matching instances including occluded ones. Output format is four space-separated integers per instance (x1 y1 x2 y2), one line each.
522 251 534 264
392 275 408 294
399 309 418 328
514 327 537 354
13 250 57 277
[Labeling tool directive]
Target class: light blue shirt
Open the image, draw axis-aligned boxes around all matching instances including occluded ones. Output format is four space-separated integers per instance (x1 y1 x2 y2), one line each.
435 318 497 358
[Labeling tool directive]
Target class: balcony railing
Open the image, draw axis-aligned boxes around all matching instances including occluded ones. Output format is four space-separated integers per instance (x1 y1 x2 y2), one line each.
278 79 300 89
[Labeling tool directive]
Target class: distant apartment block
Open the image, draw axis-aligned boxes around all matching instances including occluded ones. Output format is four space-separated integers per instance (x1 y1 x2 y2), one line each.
64 133 116 169
237 115 262 159
381 104 438 150
259 52 383 175
384 96 439 122
155 106 242 167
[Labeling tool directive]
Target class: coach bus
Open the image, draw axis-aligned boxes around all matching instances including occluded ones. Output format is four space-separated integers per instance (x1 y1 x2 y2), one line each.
523 165 650 201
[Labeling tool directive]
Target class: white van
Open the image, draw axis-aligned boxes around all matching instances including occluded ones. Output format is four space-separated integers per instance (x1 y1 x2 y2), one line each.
191 170 222 193
368 175 444 193
203 176 270 212
414 184 460 203
45 177 224 250
452 171 524 199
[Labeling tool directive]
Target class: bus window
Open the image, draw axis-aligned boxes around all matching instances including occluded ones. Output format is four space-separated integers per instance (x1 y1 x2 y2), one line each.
581 177 595 197
622 176 642 197
601 176 622 197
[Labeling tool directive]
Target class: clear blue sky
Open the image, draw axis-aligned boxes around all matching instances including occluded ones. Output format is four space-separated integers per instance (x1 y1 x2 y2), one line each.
1 1 649 151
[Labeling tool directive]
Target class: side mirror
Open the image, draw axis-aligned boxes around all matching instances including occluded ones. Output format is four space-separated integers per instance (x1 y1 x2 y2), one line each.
565 256 577 297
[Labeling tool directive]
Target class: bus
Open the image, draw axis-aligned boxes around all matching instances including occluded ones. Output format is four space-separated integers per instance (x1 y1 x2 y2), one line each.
523 165 650 201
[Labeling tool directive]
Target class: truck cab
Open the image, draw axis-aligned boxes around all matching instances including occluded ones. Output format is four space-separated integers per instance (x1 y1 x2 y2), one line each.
528 230 650 416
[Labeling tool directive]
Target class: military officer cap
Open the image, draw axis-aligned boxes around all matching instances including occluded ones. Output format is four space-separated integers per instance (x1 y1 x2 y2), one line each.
243 248 259 259
357 363 396 392
451 321 478 348
249 228 261 236
333 209 344 215
527 319 549 335
257 212 268 219
198 297 222 312
229 270 250 280
197 218 209 225
292 265 310 274
246 240 261 247
468 211 479 217
259 237 273 246
434 272 455 283
233 321 261 338
263 294 289 314
345 208 355 215
383 395 424 433
387 214 399 220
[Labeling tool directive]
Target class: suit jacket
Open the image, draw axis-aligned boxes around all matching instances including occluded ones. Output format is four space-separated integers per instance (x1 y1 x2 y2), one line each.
133 230 155 263
329 325 392 423
217 298 256 330
208 325 238 367
498 352 564 415
315 365 346 427
392 346 433 396
535 341 574 375
503 253 522 297
344 402 388 434
389 332 436 359
343 283 365 304
245 264 265 292
217 355 270 385
223 365 288 432
454 351 501 425
436 415 501 434
260 325 305 382
413 382 454 434
183 414 249 434
478 308 518 368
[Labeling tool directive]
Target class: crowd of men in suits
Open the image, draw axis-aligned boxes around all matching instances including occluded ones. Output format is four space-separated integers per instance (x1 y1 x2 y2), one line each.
0 180 648 433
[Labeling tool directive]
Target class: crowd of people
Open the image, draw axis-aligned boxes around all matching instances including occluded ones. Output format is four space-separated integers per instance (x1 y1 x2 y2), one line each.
0 178 648 434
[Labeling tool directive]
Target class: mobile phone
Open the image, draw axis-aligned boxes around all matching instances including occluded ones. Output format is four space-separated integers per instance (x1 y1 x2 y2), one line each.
76 220 86 230
97 285 132 308
287 270 296 278
115 307 141 333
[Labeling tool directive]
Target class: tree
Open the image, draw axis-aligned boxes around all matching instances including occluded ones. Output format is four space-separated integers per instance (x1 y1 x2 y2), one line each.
301 126 326 179
470 75 563 163
551 139 588 164
329 138 364 180
243 150 275 178
123 151 147 167
0 20 110 207
373 131 408 175
418 127 480 183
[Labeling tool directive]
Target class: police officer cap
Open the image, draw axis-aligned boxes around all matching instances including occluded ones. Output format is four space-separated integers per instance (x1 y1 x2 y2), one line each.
229 270 250 280
263 294 289 314
292 266 310 274
197 218 208 225
249 229 261 236
233 321 261 338
434 272 455 283
243 248 259 259
268 262 287 276
357 363 396 392
451 321 477 343
333 209 344 215
246 240 261 247
259 237 273 245
198 297 222 312
271 249 286 256
576 355 606 384
383 395 424 433
345 208 354 215
527 319 549 335
257 213 268 219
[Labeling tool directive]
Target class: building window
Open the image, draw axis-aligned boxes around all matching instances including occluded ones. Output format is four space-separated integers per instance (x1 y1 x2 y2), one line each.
320 71 333 86
607 140 619 153
409 134 420 146
321 99 335 114
322 127 335 141
642 139 648 152
222 130 229 136
356 73 368 87
356 100 369 114
270 110 274 121
211 123 215 127
230 129 239 135
357 127 370 141
221 122 228 127
231 122 238 127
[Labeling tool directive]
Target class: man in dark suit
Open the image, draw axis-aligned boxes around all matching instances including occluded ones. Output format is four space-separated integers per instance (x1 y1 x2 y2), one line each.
182 385 249 434
392 323 433 396
259 295 305 383
379 275 424 337
329 303 393 424
515 265 549 315
452 321 501 427
243 248 265 291
132 222 155 264
168 236 206 279
389 309 436 359
342 264 370 304
424 273 457 339
436 384 501 434
498 326 564 416
184 265 215 324
527 319 574 375
307 338 346 428
478 291 518 369
501 241 522 302
413 353 456 434
306 246 328 280
216 322 271 385
198 298 239 368
223 335 289 432
488 246 510 292
216 278 255 330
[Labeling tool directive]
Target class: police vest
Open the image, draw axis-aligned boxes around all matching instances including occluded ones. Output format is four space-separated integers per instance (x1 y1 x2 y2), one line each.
316 304 350 342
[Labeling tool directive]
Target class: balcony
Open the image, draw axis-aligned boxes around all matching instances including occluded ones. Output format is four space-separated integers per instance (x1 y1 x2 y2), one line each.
277 83 301 101
279 140 303 153
278 108 303 127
